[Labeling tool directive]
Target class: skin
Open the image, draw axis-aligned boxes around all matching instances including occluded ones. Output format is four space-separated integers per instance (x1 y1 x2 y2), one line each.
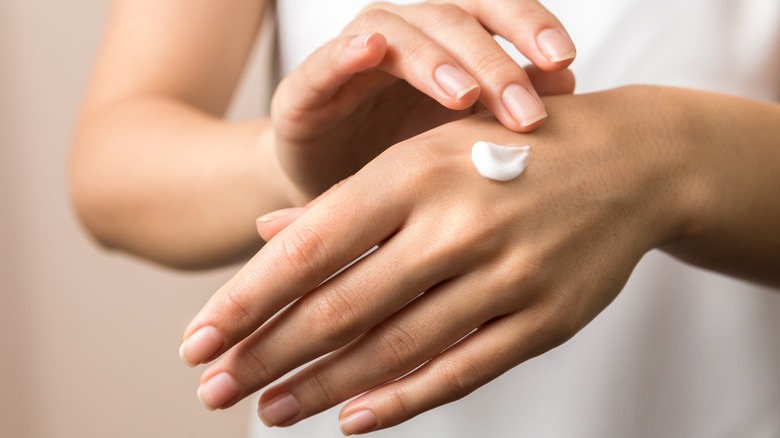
186 87 780 435
273 0 576 201
70 0 780 435
70 0 574 268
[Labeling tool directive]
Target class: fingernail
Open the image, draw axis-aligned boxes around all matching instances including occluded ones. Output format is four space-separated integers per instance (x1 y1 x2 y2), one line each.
197 372 241 410
340 409 378 436
257 207 307 224
537 28 576 62
349 32 375 49
503 84 547 127
179 326 224 367
258 392 301 427
434 64 479 100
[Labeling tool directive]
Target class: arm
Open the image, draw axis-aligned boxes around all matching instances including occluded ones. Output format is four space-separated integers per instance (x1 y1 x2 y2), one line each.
660 88 780 285
70 0 576 269
69 0 283 269
71 0 574 268
180 85 780 433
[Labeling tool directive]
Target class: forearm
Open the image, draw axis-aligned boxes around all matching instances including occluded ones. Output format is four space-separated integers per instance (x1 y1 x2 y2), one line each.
663 87 780 286
70 97 294 269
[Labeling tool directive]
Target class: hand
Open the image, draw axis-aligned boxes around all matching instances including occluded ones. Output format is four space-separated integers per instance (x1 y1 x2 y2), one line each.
272 0 576 201
181 86 696 433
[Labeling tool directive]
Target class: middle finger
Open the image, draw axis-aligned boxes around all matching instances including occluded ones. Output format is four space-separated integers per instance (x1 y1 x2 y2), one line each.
195 225 471 410
255 265 524 427
376 2 547 131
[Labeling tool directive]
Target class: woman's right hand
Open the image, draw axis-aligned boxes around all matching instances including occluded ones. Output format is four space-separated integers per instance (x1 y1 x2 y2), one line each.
272 0 576 202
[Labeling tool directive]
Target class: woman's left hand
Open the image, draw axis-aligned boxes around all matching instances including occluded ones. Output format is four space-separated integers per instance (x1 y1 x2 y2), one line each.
180 86 695 434
271 0 576 202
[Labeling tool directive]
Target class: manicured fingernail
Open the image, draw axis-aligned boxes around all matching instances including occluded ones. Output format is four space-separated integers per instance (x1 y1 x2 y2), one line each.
349 32 375 49
340 409 378 436
537 28 576 62
258 392 301 427
197 372 241 410
503 84 547 127
257 207 307 224
434 64 479 100
179 326 224 367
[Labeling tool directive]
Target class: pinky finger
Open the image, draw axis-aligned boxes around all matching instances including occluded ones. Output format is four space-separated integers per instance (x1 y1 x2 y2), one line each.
256 207 307 242
337 311 557 435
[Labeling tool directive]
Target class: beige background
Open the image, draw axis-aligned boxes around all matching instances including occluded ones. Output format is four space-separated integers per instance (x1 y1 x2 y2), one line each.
1 1 275 437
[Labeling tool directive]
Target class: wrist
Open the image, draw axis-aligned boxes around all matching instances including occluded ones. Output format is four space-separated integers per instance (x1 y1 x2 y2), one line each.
257 125 309 209
601 85 702 251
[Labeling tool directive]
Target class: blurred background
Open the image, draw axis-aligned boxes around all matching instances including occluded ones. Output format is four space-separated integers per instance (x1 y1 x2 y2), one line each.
1 1 275 436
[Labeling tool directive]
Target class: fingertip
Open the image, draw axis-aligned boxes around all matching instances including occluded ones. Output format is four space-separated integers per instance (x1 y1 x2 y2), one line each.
349 32 385 51
339 409 379 436
256 207 307 242
433 64 481 110
257 392 301 428
515 112 547 132
345 32 388 72
500 83 547 131
180 325 225 367
536 28 576 67
363 31 387 51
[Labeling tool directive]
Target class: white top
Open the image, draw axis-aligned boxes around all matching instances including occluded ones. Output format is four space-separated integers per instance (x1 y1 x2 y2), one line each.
250 1 780 436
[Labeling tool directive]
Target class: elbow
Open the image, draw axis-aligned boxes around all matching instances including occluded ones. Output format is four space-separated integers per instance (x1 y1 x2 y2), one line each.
68 143 122 253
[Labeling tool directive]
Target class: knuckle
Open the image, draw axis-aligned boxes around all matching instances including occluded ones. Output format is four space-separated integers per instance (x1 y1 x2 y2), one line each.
433 207 498 260
400 139 448 184
221 282 256 328
362 1 392 12
533 291 584 347
472 51 517 81
401 39 435 69
305 368 341 407
386 389 415 423
240 344 277 385
506 6 557 41
355 5 393 28
373 143 438 204
277 224 329 279
425 2 472 28
436 355 482 401
372 326 420 375
309 290 361 343
272 100 306 132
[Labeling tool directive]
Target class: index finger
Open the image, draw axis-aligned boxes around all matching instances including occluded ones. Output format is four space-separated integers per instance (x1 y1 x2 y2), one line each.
179 170 408 367
433 0 576 70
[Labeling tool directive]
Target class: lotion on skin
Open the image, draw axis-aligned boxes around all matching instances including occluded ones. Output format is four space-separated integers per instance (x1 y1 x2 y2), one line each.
471 141 532 182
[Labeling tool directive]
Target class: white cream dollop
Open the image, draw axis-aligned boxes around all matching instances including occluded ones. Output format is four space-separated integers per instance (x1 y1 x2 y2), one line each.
471 141 532 182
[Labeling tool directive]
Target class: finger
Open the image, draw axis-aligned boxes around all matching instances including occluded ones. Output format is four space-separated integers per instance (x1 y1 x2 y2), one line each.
338 307 567 435
253 268 524 427
375 2 547 131
179 170 409 368
256 173 356 242
275 31 387 111
197 219 476 411
347 7 481 110
271 32 392 139
438 0 576 70
256 207 307 242
525 65 576 96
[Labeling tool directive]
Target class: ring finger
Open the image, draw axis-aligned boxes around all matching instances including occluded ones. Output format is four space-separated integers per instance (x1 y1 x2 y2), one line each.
254 266 526 428
371 2 548 131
